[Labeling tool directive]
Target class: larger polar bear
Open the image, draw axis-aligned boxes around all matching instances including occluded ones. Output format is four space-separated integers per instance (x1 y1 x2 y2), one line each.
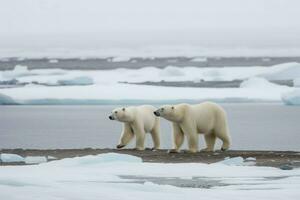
154 102 230 153
109 105 160 150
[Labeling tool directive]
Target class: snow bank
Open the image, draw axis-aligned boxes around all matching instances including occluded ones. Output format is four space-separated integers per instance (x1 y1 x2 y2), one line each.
25 156 47 164
111 56 131 62
0 153 24 163
0 154 49 164
159 66 185 77
282 89 300 105
217 157 256 166
240 77 285 89
260 62 300 80
0 153 299 200
191 57 207 62
48 59 58 63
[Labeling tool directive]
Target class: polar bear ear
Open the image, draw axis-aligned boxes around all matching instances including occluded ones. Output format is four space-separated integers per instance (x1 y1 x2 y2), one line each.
122 108 126 111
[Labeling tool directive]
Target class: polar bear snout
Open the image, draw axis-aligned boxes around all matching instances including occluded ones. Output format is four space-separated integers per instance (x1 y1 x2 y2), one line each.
108 115 115 120
153 110 160 116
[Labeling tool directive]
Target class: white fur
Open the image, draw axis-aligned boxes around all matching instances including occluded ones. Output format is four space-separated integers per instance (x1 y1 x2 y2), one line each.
156 102 231 153
110 105 160 150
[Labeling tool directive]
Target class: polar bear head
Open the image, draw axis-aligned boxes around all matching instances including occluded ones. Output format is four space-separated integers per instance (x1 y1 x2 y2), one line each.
109 107 134 122
154 105 183 122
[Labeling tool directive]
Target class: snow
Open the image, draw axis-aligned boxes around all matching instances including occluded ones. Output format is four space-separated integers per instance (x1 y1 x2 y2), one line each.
0 153 299 200
48 59 58 63
25 156 47 164
159 66 185 77
111 56 131 62
0 154 48 164
191 57 207 62
216 157 256 166
0 63 299 104
259 62 300 80
240 77 287 89
47 156 57 160
0 154 24 163
217 156 245 166
245 157 256 161
282 89 300 105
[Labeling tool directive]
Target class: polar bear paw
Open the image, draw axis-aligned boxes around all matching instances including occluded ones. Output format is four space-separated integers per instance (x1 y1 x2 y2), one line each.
182 149 198 154
167 149 180 154
116 144 125 149
145 147 158 151
221 147 229 152
133 147 145 151
200 148 214 152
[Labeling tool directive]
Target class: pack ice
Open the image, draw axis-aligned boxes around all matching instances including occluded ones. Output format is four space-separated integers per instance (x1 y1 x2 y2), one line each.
0 153 299 200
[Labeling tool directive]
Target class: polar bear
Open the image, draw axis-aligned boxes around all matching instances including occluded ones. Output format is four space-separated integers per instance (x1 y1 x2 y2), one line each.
109 105 160 150
154 102 230 153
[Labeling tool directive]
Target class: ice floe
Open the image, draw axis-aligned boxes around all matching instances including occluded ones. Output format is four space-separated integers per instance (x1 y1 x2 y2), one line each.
0 93 17 105
282 89 300 105
0 153 299 200
217 157 256 166
24 156 47 164
0 153 24 163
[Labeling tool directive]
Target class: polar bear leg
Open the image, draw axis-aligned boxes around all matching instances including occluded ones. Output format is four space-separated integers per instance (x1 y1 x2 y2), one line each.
170 123 184 153
133 125 146 150
186 133 198 153
181 124 198 153
151 119 160 150
202 134 216 152
118 123 134 148
215 130 230 151
151 130 160 149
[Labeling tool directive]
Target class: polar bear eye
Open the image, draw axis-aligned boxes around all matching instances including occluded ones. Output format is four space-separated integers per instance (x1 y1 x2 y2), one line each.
161 108 164 112
114 111 118 114
122 108 125 111
171 106 174 109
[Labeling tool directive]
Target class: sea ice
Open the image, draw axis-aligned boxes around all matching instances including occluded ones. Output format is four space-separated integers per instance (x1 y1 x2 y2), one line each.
0 153 299 199
159 66 185 77
294 78 300 87
191 57 207 62
240 77 285 89
111 56 131 62
217 156 245 166
0 63 298 104
25 156 47 164
48 59 58 63
0 93 17 105
57 76 94 86
259 62 300 80
282 89 300 105
0 153 24 163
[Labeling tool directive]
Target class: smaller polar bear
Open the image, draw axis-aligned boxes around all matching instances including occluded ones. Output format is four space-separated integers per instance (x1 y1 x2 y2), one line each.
154 102 230 153
109 105 160 150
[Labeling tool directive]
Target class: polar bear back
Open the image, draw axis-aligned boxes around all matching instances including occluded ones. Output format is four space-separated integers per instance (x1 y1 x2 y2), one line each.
180 102 228 134
131 105 158 132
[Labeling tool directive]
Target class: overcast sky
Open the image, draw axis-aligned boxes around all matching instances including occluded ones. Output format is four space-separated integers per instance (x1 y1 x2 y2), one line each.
1 0 300 50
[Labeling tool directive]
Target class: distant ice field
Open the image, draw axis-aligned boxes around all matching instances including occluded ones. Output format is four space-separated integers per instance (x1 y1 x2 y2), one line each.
0 62 299 105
